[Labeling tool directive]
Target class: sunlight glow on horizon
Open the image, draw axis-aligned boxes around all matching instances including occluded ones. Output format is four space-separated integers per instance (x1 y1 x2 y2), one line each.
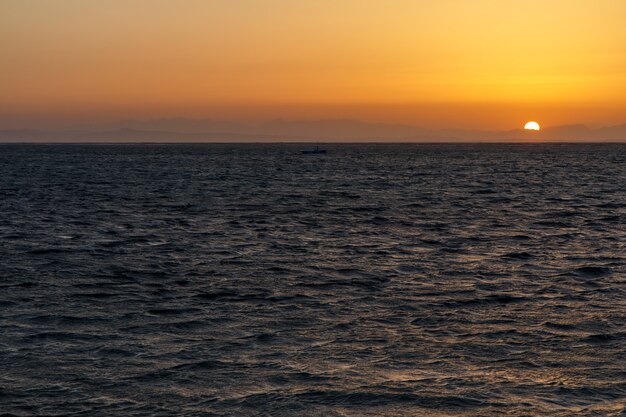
1 0 625 130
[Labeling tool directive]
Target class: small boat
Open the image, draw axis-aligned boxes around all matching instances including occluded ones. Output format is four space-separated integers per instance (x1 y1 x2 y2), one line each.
301 146 327 154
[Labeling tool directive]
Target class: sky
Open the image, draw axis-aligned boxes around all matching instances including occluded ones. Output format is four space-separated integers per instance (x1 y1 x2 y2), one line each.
1 0 625 130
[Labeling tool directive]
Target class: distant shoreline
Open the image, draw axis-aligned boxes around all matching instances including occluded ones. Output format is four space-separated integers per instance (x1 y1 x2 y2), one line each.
1 141 625 145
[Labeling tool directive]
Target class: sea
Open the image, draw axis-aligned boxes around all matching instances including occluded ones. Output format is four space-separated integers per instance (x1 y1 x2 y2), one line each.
0 143 624 416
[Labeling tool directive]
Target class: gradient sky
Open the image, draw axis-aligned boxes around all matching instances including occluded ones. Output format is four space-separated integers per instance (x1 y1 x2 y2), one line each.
1 0 625 129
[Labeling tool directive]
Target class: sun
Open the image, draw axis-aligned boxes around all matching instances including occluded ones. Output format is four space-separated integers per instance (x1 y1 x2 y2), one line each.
524 121 540 131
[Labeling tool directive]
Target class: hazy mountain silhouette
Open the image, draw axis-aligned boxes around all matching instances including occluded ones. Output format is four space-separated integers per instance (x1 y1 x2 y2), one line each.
1 118 625 142
595 123 626 141
256 119 432 139
100 118 247 134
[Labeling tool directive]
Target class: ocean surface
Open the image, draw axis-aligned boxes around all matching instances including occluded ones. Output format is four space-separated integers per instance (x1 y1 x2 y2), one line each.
0 143 624 416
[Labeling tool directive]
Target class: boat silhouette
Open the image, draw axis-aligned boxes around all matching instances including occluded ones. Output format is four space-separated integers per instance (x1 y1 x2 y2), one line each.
301 146 327 154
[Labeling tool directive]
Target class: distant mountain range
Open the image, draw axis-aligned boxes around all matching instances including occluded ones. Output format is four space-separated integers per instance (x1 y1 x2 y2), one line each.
1 118 625 142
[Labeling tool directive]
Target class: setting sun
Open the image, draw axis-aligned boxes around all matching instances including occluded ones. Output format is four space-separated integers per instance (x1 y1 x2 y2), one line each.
524 121 541 131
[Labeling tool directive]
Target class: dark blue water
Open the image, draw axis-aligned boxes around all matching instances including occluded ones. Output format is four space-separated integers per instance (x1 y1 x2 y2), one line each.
1 144 625 416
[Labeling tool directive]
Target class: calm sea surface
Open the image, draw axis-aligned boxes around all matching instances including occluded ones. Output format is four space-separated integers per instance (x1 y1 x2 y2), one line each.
0 144 625 416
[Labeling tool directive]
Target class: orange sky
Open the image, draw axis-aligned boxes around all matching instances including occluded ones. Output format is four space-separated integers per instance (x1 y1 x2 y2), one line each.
1 0 625 129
